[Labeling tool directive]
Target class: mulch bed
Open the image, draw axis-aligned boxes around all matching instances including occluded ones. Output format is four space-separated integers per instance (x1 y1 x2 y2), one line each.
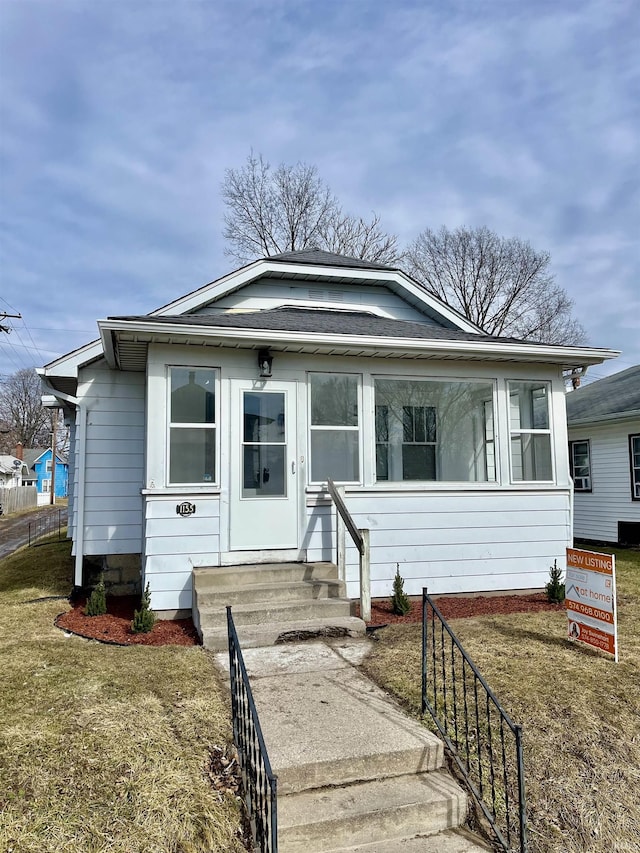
358 592 563 626
56 591 561 647
55 595 200 647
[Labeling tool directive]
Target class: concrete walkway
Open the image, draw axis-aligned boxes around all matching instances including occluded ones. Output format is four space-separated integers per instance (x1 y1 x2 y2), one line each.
215 638 490 852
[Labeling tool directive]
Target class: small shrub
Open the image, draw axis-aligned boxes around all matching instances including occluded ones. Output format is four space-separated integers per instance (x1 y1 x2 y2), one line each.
132 583 156 634
546 559 565 603
390 564 411 615
85 575 107 617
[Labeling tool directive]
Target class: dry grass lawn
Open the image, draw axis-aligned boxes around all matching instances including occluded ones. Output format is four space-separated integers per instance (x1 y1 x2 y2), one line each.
0 538 245 853
363 547 640 853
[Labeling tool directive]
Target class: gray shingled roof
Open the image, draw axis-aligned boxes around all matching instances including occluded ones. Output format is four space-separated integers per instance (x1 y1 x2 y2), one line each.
566 365 640 422
266 248 398 271
111 306 533 345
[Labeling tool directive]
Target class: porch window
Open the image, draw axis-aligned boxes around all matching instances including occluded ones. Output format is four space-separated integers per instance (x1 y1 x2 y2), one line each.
630 434 640 500
168 367 217 484
309 373 360 482
569 440 591 491
374 378 496 482
508 381 553 482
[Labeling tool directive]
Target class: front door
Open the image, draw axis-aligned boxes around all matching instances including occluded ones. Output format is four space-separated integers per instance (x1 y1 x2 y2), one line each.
229 380 299 550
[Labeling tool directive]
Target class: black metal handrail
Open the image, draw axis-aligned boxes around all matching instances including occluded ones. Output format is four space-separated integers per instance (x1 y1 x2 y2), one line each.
421 589 527 853
28 509 62 546
227 607 278 852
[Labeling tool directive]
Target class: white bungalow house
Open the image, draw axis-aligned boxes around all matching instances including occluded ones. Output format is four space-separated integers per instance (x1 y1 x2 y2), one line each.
566 365 640 545
39 249 618 621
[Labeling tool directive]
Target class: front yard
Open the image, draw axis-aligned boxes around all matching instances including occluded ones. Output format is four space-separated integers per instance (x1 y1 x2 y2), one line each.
0 539 245 853
363 547 640 853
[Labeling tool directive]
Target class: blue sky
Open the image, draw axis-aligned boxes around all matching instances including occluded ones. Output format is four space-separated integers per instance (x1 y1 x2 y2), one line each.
1 0 638 384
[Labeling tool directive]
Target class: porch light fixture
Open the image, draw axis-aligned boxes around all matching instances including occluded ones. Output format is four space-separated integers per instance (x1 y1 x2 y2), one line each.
258 349 273 378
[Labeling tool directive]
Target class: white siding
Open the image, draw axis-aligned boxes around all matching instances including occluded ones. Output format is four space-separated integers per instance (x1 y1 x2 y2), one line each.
305 490 572 597
569 419 640 542
143 495 221 610
192 278 441 325
77 361 145 556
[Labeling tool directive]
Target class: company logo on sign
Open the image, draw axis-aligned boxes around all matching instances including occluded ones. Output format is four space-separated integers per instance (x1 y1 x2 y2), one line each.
176 502 196 517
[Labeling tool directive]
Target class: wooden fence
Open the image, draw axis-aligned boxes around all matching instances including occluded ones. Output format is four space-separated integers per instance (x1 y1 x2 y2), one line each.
0 486 37 515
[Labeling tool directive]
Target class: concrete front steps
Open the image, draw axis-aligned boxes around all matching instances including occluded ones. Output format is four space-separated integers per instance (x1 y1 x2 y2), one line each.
222 642 491 853
193 562 366 650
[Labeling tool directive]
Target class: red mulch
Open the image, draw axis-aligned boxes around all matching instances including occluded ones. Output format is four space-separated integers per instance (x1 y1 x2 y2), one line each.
55 595 200 647
56 592 562 647
358 592 563 626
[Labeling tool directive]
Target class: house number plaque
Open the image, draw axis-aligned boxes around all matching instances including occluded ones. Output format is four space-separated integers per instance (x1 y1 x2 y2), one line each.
176 501 196 517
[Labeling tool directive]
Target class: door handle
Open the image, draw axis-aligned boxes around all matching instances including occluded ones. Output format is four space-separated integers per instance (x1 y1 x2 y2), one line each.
291 460 296 475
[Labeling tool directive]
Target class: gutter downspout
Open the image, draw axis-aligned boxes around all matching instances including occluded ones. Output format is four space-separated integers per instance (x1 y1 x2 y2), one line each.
74 406 88 589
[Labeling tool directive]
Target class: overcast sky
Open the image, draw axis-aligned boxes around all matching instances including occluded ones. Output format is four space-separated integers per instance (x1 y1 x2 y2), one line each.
1 0 638 384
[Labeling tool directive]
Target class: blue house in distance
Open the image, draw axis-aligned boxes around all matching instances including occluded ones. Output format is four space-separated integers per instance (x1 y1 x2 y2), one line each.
22 447 69 500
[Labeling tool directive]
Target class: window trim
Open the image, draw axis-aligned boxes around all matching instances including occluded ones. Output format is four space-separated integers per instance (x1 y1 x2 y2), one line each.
630 434 640 501
569 439 592 492
507 380 554 483
307 371 362 485
166 365 219 487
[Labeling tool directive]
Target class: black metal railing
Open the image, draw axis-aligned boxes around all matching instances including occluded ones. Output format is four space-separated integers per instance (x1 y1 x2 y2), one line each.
28 509 62 546
227 607 278 853
421 589 527 853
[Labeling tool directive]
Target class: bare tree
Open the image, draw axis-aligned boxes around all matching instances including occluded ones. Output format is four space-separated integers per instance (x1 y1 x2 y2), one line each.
405 226 585 344
222 152 400 265
0 368 50 451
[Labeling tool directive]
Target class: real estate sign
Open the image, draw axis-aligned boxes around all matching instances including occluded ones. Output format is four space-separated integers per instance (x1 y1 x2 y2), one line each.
566 547 618 662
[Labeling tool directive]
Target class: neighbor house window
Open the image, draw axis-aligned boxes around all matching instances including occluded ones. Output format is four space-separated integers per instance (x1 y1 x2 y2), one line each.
309 373 360 482
45 459 52 473
42 479 51 493
168 367 217 484
508 381 553 481
569 440 591 491
374 378 496 482
630 434 640 500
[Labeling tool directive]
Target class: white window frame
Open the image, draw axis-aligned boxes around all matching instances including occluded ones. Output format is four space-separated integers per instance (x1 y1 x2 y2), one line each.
507 380 554 483
630 434 640 501
41 479 51 493
569 439 592 492
373 375 498 484
166 366 219 487
45 459 52 473
307 371 362 485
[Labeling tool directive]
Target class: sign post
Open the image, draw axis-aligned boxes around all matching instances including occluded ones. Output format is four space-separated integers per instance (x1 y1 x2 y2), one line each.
566 547 618 662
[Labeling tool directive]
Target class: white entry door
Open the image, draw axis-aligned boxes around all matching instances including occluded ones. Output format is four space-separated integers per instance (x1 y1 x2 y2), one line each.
229 380 299 550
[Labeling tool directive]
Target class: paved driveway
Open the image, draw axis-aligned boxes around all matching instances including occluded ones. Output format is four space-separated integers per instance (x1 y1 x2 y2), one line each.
0 505 68 560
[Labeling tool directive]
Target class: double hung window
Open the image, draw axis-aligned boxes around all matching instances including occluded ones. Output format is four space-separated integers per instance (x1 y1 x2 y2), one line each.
630 435 640 500
508 381 552 481
168 367 217 484
374 378 496 482
309 373 360 482
569 440 591 491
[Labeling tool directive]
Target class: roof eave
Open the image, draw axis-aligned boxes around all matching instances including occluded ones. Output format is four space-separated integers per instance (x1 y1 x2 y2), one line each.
567 409 640 428
98 317 620 370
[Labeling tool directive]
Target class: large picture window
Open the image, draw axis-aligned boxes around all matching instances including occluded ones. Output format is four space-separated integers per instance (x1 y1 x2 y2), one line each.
630 434 640 500
309 373 360 482
168 367 217 484
508 381 552 481
569 440 591 491
374 378 496 482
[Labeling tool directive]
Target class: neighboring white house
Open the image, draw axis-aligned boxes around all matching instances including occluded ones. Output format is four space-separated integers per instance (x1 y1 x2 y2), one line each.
0 455 28 487
566 365 640 545
39 249 619 616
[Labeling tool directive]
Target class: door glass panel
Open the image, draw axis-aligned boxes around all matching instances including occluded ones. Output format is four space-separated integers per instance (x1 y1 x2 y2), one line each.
244 392 286 442
242 391 287 498
243 445 286 496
